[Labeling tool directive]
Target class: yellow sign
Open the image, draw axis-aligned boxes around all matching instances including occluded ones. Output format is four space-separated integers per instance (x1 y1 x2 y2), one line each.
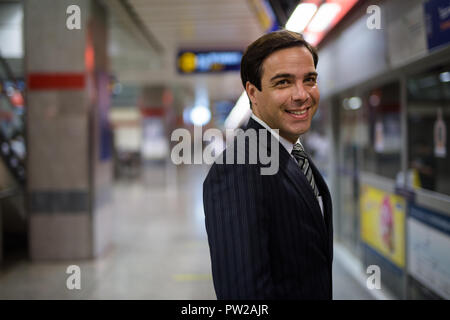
178 52 197 73
360 184 406 268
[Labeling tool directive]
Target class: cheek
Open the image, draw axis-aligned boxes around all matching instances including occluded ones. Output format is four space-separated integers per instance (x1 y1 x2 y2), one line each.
311 87 320 102
270 90 291 107
261 92 280 111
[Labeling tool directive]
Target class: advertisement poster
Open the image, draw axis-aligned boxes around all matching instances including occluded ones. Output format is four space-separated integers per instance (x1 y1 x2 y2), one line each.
374 120 384 152
434 108 447 158
408 204 450 299
360 184 406 268
424 0 450 50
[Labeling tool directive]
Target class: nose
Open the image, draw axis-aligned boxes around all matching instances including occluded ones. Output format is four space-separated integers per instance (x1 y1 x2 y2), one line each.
291 81 309 104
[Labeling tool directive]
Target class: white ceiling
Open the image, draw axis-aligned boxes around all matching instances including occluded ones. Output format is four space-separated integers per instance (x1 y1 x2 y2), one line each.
111 0 266 105
127 0 263 49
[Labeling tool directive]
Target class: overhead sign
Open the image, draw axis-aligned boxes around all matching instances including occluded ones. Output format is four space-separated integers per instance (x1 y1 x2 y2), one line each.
177 50 243 74
387 3 427 68
424 0 450 50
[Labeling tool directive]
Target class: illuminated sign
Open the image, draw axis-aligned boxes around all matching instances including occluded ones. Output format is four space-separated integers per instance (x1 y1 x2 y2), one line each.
177 50 243 74
298 0 360 46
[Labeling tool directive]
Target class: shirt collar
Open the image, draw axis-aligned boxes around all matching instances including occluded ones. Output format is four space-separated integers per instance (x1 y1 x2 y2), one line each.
250 113 302 154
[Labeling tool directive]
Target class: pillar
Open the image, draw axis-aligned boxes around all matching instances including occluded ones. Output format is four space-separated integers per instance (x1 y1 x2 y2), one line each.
25 0 113 260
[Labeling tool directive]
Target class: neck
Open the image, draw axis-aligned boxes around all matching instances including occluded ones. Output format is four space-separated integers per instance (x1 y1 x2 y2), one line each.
280 133 299 144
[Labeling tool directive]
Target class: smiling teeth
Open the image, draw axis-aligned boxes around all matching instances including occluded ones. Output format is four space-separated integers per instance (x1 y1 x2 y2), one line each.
288 110 306 115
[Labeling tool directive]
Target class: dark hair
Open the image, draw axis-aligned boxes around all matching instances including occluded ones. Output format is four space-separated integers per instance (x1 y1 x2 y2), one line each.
240 30 318 92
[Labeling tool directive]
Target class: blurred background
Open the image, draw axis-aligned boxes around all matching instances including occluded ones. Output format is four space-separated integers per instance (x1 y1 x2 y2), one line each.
0 0 449 300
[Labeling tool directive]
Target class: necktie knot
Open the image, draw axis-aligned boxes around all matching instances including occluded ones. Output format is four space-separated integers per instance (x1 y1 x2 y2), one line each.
292 143 308 160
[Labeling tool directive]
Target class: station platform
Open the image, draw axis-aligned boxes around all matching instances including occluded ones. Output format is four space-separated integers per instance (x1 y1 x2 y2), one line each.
0 164 387 300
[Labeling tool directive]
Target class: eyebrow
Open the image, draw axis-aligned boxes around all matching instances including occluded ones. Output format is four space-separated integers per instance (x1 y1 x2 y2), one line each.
270 72 318 82
305 72 318 78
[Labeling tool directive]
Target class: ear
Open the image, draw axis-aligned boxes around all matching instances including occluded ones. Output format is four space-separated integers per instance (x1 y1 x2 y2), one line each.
245 81 259 107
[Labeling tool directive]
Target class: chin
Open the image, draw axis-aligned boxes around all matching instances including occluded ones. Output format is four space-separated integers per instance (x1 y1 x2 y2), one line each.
292 125 311 136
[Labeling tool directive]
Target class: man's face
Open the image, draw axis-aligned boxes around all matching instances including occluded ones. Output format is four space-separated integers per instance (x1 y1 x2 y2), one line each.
246 46 320 143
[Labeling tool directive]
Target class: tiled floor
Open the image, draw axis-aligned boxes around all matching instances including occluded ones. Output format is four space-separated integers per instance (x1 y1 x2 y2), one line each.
0 163 374 300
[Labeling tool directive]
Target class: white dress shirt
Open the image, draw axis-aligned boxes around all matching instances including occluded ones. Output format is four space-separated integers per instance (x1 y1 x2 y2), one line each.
250 113 324 216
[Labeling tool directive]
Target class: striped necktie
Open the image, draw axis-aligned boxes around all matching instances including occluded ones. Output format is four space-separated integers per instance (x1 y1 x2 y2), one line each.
291 143 320 198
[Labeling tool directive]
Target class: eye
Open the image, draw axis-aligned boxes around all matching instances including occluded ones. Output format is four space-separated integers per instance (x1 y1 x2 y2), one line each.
276 79 290 86
305 76 317 84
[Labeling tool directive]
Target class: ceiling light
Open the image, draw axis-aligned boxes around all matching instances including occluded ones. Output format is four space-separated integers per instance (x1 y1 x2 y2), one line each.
286 3 318 33
190 105 211 126
308 3 341 32
304 33 318 45
439 71 450 83
348 97 362 110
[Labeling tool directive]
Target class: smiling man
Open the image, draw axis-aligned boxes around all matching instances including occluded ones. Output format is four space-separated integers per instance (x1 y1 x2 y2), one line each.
203 30 333 300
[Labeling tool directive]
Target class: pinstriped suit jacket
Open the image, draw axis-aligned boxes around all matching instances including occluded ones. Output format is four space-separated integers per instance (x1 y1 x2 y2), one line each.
203 117 333 300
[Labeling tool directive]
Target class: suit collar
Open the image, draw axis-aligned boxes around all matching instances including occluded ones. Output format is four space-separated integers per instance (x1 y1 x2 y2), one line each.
249 113 300 154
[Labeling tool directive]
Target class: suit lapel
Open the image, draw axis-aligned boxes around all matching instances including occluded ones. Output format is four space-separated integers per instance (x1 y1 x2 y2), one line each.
308 157 333 259
246 117 332 261
278 146 328 239
308 158 332 225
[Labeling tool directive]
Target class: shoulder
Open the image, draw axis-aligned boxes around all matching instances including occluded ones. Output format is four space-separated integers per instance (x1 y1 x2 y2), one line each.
203 156 260 188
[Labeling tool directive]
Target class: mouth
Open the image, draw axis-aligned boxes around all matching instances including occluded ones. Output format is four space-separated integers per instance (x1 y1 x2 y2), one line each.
285 107 311 119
